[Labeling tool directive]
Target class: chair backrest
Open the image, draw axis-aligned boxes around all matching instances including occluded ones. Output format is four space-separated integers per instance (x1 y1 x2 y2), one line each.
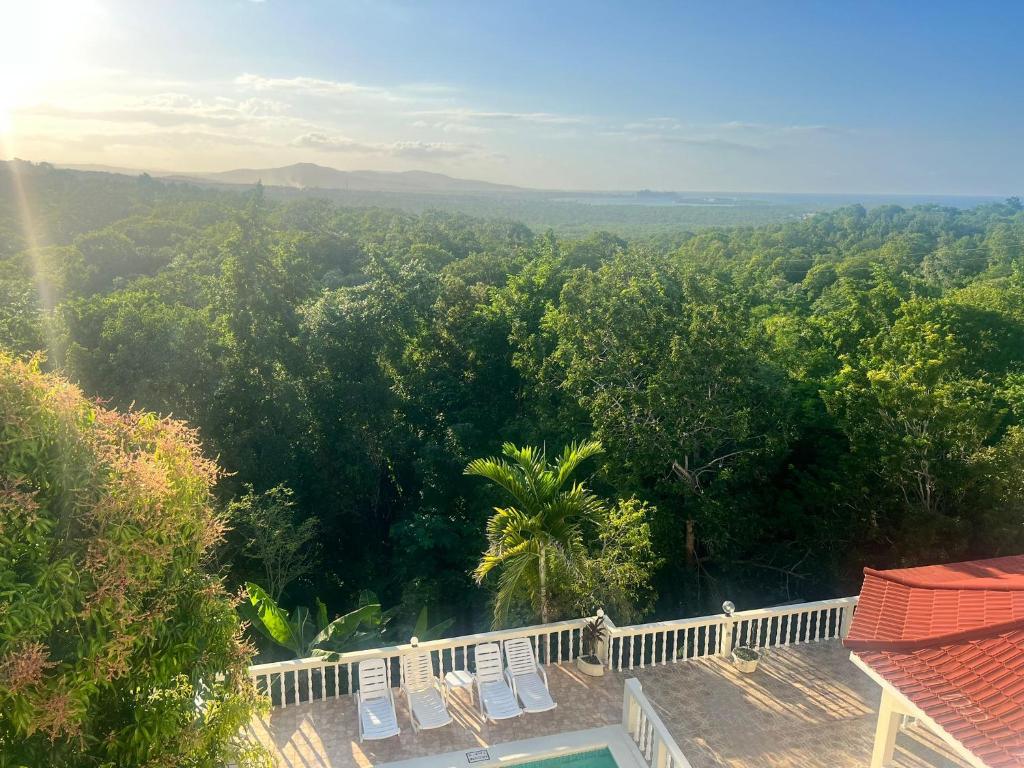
474 642 505 683
504 637 539 677
401 652 435 692
358 658 391 699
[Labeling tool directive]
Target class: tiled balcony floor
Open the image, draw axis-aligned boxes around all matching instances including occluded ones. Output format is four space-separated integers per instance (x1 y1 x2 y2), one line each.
245 641 969 768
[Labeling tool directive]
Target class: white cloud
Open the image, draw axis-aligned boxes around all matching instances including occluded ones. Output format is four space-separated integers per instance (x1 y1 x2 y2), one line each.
410 108 589 126
290 132 374 152
235 73 377 97
291 131 478 159
19 94 294 129
391 141 476 159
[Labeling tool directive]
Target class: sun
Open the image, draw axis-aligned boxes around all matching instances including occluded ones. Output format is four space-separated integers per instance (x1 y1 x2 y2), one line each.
0 0 103 136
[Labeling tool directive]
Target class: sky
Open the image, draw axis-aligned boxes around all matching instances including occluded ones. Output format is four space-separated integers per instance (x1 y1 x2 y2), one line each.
1 0 1023 194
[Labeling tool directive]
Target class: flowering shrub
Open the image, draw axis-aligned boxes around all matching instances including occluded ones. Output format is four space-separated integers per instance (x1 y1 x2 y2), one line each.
0 354 268 767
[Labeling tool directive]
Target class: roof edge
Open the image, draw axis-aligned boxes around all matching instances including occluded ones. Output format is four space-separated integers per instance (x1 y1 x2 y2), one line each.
845 616 1024 652
862 565 1024 592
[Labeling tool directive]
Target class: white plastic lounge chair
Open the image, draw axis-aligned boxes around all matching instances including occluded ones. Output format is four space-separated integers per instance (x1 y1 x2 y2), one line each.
503 637 557 713
357 658 400 741
401 652 453 733
473 642 522 721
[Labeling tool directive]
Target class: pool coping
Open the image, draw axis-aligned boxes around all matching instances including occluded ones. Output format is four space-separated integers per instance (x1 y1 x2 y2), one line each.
375 725 647 768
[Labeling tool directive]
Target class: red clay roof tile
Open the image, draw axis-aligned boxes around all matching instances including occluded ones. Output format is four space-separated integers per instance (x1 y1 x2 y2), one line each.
846 555 1024 768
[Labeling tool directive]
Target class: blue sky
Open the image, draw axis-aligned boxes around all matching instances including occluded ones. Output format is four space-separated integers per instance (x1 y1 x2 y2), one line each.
3 0 1023 193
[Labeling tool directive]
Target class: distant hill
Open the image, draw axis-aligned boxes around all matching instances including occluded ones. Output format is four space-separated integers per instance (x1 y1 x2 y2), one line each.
57 161 523 195
189 163 523 194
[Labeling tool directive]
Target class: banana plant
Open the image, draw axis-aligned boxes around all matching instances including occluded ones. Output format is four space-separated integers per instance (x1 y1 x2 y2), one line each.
409 606 455 642
240 582 384 658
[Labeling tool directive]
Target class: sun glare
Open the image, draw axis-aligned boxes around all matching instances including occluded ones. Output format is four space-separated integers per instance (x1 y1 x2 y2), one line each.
0 0 102 137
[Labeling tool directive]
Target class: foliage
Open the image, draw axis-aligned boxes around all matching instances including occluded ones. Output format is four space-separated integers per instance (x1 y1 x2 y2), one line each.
467 441 606 625
0 354 267 768
227 484 320 601
240 584 384 659
563 498 660 624
580 614 607 660
733 646 761 662
1 161 1023 634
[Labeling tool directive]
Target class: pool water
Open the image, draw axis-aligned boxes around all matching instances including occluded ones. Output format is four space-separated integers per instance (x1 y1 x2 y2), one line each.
511 749 619 768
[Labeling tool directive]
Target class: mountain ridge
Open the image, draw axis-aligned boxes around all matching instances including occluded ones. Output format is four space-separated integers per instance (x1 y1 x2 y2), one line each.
55 161 523 194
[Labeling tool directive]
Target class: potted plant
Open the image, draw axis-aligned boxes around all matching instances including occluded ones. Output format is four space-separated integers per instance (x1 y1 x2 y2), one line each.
576 613 607 677
731 643 762 673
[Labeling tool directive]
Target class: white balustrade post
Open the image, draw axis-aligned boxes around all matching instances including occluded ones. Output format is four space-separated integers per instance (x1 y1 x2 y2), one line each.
594 608 610 662
719 617 736 657
652 738 668 768
839 602 855 639
623 678 642 735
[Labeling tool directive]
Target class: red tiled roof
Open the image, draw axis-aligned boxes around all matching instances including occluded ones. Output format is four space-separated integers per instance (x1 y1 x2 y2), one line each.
845 555 1024 768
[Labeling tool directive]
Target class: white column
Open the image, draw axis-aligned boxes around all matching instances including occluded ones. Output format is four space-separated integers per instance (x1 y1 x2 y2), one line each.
870 689 903 768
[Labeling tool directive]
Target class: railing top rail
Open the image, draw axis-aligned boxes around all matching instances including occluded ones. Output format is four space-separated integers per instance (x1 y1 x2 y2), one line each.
609 596 857 636
729 595 859 622
248 616 589 674
625 678 693 768
610 615 728 635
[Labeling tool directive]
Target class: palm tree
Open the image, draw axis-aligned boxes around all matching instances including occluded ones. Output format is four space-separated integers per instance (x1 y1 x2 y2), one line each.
466 440 604 626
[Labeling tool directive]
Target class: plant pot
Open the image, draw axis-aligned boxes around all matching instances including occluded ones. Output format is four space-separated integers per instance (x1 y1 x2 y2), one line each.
576 655 605 677
732 649 761 674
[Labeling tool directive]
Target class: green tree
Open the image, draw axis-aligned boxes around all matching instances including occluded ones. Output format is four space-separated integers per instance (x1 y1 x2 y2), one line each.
824 296 1022 562
467 440 605 626
228 484 320 601
559 497 660 624
546 255 793 568
0 354 266 768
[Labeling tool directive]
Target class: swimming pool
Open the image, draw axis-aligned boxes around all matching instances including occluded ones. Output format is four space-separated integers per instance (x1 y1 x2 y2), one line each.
508 748 619 768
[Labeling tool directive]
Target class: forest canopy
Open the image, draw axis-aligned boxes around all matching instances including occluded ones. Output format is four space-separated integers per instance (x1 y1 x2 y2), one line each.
2 161 1023 638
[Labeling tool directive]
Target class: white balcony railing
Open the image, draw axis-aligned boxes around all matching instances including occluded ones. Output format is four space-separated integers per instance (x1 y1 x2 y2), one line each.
605 596 859 671
248 596 858 708
248 616 591 708
623 678 693 768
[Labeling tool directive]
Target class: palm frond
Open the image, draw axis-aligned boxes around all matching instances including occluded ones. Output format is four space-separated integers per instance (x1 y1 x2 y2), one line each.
465 457 533 508
554 440 603 488
492 548 538 627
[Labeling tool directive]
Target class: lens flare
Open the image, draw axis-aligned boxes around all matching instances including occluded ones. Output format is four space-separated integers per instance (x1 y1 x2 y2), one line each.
0 0 103 135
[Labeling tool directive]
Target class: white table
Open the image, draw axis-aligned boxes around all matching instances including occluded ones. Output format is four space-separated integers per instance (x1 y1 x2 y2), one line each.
444 669 476 705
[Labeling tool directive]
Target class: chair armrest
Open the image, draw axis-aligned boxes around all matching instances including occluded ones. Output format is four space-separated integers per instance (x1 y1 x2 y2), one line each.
432 676 447 703
537 664 549 688
504 669 518 696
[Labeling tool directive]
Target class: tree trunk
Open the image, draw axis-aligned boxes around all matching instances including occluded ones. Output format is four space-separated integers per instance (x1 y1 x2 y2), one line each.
685 519 696 569
538 544 548 623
